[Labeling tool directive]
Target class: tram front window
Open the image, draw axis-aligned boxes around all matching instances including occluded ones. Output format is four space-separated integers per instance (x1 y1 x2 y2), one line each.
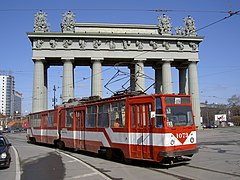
166 106 193 127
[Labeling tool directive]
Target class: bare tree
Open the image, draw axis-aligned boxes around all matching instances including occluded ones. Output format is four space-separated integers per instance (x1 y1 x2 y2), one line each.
227 94 240 106
227 94 240 125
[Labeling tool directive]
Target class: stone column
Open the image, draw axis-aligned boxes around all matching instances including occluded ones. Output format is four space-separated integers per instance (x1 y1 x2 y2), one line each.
178 67 188 94
154 66 162 94
134 59 145 92
62 59 74 103
43 65 48 110
128 65 135 91
162 59 173 94
188 60 201 129
32 59 46 112
91 58 103 97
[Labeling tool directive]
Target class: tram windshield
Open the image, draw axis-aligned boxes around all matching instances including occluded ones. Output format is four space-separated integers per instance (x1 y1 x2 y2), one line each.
166 106 194 127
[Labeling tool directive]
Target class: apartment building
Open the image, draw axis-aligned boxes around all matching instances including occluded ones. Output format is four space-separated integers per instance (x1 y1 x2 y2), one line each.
0 75 15 117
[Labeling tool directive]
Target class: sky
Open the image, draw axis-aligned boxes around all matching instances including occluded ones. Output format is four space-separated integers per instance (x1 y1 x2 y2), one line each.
0 0 239 114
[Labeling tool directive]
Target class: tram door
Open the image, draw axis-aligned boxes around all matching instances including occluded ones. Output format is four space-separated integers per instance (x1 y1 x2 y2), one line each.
130 101 153 160
75 107 86 150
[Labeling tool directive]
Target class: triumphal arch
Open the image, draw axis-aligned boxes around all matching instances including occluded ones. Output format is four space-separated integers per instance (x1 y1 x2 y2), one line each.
27 11 203 127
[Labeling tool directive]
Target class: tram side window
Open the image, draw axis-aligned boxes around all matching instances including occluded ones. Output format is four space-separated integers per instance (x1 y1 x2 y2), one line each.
75 111 81 128
29 115 33 127
98 103 110 128
86 105 96 128
110 101 125 128
147 104 152 127
140 104 152 127
29 114 41 127
66 109 73 127
48 111 54 127
36 114 41 127
131 105 135 128
155 97 163 128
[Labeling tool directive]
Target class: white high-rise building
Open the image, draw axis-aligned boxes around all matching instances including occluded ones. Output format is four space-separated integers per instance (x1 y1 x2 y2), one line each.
0 74 15 117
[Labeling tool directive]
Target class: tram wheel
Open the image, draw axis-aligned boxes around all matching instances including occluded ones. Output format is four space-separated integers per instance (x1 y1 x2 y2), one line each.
58 141 65 150
124 158 132 164
30 137 36 144
105 149 113 160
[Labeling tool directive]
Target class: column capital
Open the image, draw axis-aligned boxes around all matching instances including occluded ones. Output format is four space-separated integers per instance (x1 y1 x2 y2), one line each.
91 57 104 62
162 58 174 62
188 58 199 62
134 58 146 62
62 58 74 64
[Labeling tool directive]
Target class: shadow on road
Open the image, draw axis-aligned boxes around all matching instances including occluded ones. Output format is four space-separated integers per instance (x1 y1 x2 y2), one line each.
21 152 65 180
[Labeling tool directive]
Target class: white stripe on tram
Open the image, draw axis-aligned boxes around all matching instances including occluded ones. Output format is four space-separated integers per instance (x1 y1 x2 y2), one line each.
30 128 196 146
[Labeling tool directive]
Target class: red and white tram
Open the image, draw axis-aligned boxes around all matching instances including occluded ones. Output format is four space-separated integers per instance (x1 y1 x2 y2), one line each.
27 93 197 164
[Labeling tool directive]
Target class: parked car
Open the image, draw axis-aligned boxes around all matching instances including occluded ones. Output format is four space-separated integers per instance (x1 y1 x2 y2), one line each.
205 124 218 128
228 122 234 127
0 135 11 168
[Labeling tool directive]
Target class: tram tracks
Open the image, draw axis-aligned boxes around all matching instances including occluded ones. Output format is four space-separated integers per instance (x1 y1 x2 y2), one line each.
148 163 240 180
148 167 194 180
185 164 240 178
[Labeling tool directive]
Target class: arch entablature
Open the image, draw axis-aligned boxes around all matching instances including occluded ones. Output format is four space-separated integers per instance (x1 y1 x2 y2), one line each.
28 27 202 66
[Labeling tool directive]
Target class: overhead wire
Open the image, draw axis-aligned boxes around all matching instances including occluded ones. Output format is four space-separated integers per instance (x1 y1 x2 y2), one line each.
196 10 240 32
150 9 234 14
0 8 239 15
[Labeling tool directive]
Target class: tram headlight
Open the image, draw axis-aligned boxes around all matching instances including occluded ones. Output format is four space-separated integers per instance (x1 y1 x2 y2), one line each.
170 139 175 145
190 137 195 143
1 152 7 159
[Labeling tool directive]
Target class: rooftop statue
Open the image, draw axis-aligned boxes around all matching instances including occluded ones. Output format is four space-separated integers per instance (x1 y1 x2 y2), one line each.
175 26 184 36
34 10 49 32
184 16 197 36
61 11 75 32
158 14 172 35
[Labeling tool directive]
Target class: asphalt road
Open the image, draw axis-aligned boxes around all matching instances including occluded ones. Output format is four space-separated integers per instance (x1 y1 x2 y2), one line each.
1 127 240 180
